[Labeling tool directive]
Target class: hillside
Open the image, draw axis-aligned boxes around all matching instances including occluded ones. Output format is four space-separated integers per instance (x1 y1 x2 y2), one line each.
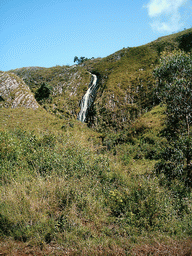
10 28 192 133
0 102 191 255
87 28 192 132
10 65 91 119
0 28 192 255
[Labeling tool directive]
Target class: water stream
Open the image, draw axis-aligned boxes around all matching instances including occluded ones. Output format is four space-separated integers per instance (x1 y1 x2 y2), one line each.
77 73 98 122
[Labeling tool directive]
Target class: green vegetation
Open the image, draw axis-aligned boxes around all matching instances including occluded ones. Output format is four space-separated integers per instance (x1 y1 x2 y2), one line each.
35 82 51 102
10 29 192 134
84 28 192 134
0 28 192 254
0 105 191 254
11 65 91 119
74 56 94 64
154 50 192 187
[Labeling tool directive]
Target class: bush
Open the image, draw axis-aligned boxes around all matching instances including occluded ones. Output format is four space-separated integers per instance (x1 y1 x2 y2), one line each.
154 50 192 186
35 83 51 102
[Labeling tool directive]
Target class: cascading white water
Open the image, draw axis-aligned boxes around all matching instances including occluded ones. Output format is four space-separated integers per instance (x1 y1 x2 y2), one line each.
77 73 98 122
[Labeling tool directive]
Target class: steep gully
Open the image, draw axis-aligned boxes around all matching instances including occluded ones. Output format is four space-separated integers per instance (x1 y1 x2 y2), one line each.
77 73 98 122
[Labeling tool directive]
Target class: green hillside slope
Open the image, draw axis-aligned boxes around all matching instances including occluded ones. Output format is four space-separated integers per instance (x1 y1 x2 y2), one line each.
0 104 191 254
10 28 192 134
0 28 192 254
87 28 192 132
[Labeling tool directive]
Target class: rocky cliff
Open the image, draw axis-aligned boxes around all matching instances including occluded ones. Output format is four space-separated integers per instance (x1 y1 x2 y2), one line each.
0 72 39 109
10 66 92 119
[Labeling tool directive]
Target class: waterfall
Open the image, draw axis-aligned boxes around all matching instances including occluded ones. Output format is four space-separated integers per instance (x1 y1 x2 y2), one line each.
77 73 98 122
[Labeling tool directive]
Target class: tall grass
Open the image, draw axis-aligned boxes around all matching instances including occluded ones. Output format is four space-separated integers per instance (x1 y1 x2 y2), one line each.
1 28 192 253
0 126 191 252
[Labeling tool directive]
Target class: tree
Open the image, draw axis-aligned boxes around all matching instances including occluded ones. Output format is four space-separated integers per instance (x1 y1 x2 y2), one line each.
73 56 78 64
73 56 90 64
154 50 192 186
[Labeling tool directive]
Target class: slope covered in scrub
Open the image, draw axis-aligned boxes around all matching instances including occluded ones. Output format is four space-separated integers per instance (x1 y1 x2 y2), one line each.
86 28 192 132
0 28 192 255
10 28 192 134
0 105 191 255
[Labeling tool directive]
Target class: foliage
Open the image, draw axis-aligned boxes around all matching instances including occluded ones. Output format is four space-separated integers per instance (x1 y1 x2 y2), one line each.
74 56 94 64
0 106 192 253
154 50 192 186
35 82 51 102
0 128 191 244
1 28 192 253
10 29 192 133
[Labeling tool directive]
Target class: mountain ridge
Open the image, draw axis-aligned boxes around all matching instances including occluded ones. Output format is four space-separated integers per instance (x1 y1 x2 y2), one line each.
1 28 192 132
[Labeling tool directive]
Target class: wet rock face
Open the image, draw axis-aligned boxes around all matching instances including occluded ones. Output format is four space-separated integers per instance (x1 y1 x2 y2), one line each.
0 72 39 109
77 74 98 122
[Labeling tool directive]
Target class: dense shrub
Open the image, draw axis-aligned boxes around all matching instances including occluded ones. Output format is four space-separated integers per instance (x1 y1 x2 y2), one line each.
35 83 51 102
0 128 191 246
154 51 192 186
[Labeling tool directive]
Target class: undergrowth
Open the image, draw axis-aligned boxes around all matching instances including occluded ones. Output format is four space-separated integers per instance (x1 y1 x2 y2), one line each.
1 28 192 254
0 107 191 253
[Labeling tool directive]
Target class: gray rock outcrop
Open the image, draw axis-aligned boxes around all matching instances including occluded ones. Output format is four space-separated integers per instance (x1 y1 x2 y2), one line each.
0 72 39 109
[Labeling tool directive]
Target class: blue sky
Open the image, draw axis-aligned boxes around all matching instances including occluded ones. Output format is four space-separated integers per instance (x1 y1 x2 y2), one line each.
0 0 191 71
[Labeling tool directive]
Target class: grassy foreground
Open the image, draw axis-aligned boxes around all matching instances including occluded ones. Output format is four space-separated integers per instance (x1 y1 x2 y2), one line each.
0 107 192 255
